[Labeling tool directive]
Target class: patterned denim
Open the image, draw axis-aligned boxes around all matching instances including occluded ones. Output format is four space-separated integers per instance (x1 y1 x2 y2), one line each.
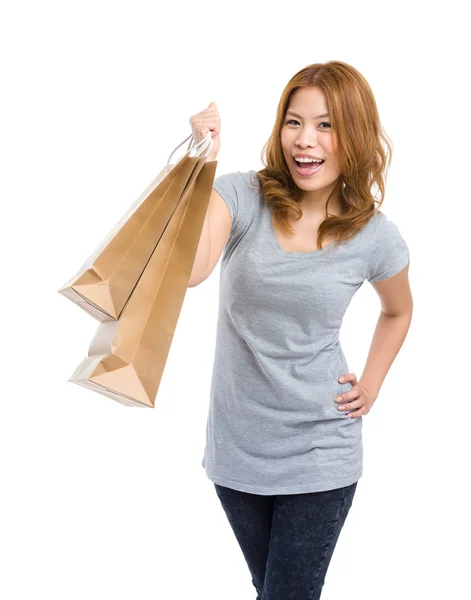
214 480 358 600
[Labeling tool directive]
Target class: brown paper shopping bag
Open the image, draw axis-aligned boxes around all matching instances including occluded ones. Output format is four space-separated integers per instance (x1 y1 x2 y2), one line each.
57 132 207 322
68 135 217 407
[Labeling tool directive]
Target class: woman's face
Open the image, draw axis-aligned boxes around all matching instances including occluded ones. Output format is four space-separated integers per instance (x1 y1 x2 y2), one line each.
281 87 342 193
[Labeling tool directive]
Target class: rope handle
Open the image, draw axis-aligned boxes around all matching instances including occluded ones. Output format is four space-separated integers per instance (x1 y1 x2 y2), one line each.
165 131 214 174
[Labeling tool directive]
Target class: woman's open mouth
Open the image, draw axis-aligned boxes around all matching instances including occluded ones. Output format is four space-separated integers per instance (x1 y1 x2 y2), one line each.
293 157 324 176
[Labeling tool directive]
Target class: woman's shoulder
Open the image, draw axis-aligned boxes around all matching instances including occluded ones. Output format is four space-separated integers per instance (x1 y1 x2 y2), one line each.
350 210 404 253
371 209 407 240
213 170 259 191
212 170 260 236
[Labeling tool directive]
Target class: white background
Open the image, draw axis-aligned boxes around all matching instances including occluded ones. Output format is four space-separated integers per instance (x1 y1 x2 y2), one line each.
1 1 469 599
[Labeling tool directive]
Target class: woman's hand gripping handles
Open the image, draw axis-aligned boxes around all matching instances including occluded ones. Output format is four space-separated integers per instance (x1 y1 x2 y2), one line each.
189 101 221 162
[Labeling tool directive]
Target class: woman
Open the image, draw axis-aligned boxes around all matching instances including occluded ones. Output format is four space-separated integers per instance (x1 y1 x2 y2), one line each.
188 60 413 600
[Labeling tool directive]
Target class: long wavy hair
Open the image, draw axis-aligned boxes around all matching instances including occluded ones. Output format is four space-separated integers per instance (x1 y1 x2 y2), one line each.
252 60 393 250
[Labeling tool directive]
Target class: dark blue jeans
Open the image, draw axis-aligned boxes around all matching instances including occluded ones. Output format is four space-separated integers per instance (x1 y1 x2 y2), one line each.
214 480 358 600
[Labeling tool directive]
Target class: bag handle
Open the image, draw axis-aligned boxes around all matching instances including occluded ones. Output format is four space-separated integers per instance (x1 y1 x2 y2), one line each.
165 131 213 174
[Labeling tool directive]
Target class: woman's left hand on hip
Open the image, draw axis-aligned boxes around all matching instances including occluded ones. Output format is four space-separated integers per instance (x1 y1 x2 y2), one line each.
336 373 376 418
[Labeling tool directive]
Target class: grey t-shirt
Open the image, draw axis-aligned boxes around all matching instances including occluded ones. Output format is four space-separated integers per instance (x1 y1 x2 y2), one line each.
201 170 410 495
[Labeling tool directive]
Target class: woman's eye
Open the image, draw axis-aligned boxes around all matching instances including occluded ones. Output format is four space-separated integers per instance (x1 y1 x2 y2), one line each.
285 119 331 128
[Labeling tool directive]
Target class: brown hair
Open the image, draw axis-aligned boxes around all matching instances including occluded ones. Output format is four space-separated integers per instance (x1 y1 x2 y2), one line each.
253 60 393 250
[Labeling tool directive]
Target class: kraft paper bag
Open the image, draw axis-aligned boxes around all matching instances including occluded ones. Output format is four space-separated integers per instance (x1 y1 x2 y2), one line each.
68 144 217 408
57 133 207 322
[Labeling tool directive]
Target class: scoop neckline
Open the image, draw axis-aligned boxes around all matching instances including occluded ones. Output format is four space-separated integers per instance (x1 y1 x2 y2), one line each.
249 170 340 259
265 202 338 259
268 214 335 256
249 170 385 260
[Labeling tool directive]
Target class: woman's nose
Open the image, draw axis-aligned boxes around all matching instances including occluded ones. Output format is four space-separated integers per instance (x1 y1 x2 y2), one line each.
296 133 319 147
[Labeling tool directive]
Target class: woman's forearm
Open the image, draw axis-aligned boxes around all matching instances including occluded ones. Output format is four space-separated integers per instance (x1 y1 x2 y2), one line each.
359 312 413 400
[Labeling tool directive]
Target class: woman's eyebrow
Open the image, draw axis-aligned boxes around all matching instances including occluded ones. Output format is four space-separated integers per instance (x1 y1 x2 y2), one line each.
286 111 330 119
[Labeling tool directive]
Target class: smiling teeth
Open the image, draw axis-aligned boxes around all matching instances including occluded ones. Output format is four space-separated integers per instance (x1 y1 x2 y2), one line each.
295 158 323 163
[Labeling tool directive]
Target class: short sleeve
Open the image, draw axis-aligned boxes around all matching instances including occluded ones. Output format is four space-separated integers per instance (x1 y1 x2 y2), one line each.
213 172 239 223
366 214 410 283
212 171 257 240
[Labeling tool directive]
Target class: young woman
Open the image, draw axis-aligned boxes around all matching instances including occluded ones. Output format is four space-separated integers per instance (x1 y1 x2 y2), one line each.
188 60 413 600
